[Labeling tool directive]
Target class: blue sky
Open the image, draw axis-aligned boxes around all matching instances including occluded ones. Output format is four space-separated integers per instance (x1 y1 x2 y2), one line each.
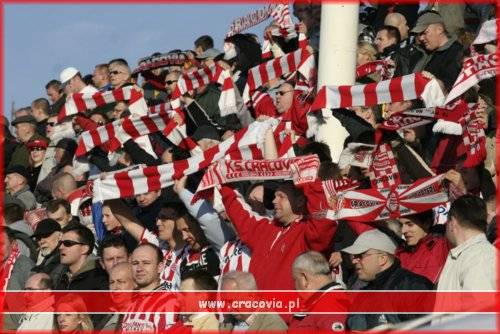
3 3 269 119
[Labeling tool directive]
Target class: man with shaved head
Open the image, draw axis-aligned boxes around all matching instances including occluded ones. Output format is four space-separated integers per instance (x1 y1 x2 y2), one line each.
95 262 137 331
385 12 409 42
220 271 287 331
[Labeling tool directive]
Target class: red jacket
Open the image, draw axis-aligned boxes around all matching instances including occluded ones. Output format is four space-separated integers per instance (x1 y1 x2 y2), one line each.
220 183 336 290
288 282 348 332
396 234 450 284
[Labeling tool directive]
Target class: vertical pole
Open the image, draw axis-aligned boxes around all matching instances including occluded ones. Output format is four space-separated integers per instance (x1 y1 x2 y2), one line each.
312 2 359 163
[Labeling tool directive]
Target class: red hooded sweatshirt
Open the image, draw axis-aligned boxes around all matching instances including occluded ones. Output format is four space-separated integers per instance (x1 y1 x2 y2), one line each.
219 182 336 290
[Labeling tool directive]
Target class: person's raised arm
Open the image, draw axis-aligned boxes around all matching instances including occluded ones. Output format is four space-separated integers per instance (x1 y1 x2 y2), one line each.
174 176 235 252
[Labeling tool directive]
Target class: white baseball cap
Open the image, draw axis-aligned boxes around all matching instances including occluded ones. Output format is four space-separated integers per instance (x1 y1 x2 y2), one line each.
342 229 398 255
60 67 79 85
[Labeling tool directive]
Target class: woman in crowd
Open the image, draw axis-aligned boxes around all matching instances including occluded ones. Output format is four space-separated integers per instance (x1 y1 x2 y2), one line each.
54 294 93 333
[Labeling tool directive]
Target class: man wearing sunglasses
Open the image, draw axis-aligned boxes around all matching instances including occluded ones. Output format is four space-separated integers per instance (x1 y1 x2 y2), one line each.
108 58 132 89
343 229 433 330
31 219 64 283
54 224 108 290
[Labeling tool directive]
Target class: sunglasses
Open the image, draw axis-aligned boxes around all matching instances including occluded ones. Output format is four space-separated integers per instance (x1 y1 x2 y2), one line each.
276 90 293 96
60 240 86 247
47 122 56 127
30 147 46 152
109 71 123 75
165 80 178 85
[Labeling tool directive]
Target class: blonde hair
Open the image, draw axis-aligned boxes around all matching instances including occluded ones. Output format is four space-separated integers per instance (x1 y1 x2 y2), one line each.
357 41 377 62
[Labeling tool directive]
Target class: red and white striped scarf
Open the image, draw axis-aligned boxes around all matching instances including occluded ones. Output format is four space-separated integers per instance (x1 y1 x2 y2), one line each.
170 64 237 117
57 86 148 122
311 73 445 112
75 112 186 157
243 46 314 103
91 120 273 202
1 243 20 291
369 143 401 189
226 4 277 38
356 60 391 80
325 174 448 222
148 101 172 114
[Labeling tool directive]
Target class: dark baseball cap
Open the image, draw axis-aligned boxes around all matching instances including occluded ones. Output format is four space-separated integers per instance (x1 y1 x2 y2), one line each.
32 219 61 239
411 12 444 34
11 115 37 126
5 165 30 180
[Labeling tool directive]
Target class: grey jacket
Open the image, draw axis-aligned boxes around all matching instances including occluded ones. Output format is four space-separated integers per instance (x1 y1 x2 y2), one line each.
11 185 36 210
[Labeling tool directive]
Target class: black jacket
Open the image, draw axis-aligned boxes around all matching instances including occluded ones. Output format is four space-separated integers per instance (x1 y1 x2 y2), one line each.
410 38 463 92
32 248 65 284
54 256 108 290
347 259 434 330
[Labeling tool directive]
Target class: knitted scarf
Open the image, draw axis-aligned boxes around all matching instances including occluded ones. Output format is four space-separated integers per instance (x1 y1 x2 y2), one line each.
57 86 148 122
226 4 277 37
132 51 187 74
243 46 314 104
322 178 360 200
368 143 401 189
91 119 276 202
1 243 20 291
356 60 391 80
311 73 445 111
75 111 185 157
194 155 320 202
325 174 448 222
445 53 497 104
170 64 237 118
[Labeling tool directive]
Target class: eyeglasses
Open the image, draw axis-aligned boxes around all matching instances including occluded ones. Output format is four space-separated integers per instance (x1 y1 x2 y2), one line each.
276 90 293 96
60 240 86 247
109 71 124 76
30 147 46 152
351 252 384 261
165 80 178 85
47 122 56 127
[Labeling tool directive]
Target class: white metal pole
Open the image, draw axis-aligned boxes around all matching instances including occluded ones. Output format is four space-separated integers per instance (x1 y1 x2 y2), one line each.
312 2 359 163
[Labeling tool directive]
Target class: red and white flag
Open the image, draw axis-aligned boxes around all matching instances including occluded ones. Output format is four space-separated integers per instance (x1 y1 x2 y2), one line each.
57 86 148 122
328 174 448 222
445 53 497 104
311 73 445 111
